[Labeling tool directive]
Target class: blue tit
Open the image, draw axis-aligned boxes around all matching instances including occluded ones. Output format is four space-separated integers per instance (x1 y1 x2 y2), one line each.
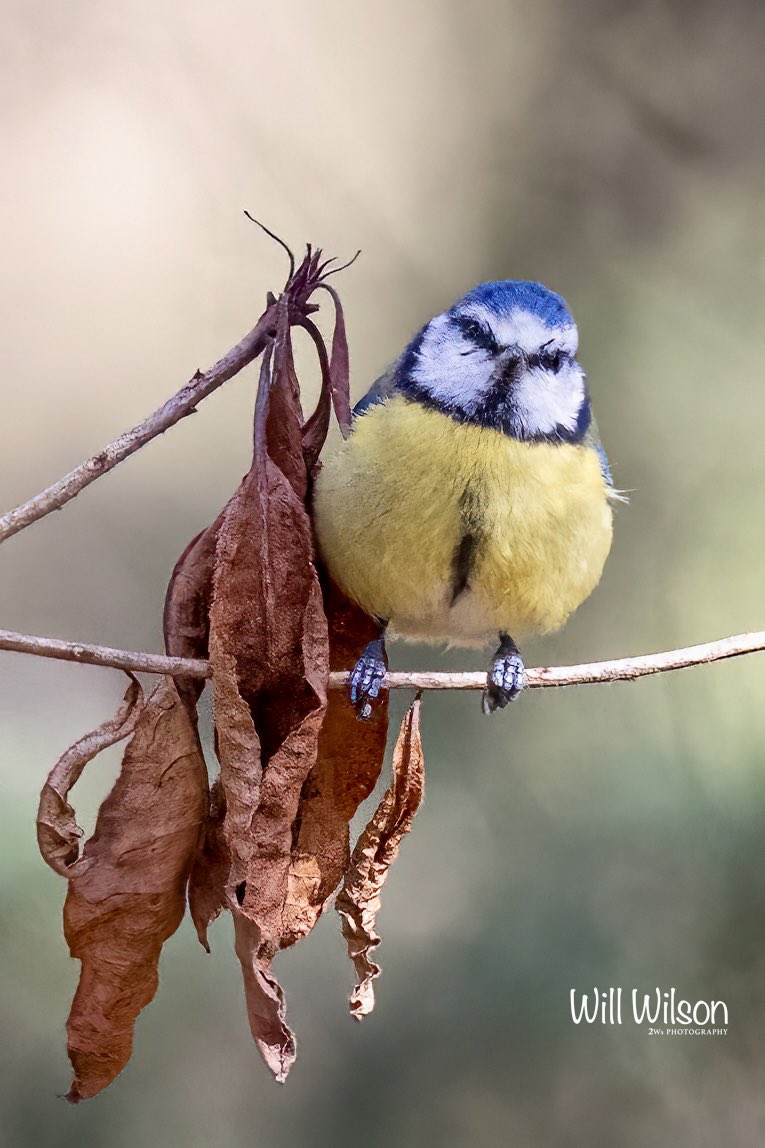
312 280 622 717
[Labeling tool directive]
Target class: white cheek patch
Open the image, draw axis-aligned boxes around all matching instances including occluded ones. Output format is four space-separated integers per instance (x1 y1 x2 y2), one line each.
408 305 584 435
461 303 578 356
411 313 494 412
512 364 585 436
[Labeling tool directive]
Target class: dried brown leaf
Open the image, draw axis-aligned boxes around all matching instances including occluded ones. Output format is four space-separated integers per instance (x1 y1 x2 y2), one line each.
298 313 335 473
282 579 388 942
316 282 353 435
232 911 295 1083
336 696 425 1020
63 676 208 1101
207 331 328 1080
163 517 220 712
37 248 387 1098
188 778 228 951
301 382 332 475
154 251 385 1082
265 301 307 496
163 518 225 945
37 678 145 876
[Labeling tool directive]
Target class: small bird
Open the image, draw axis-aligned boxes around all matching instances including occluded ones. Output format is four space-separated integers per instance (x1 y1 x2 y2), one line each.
313 280 621 717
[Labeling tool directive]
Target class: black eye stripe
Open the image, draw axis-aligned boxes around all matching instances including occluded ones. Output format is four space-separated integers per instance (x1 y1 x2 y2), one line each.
451 315 573 372
452 314 500 355
527 349 571 373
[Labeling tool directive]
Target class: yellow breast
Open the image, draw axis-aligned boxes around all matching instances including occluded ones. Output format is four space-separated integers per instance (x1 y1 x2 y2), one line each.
313 396 613 646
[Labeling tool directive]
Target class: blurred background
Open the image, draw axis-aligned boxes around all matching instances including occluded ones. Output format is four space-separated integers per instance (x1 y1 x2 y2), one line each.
2 1 765 1144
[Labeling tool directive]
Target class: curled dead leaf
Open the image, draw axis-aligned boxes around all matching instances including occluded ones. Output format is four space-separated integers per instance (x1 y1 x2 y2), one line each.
63 677 208 1101
232 911 295 1084
37 677 145 876
283 579 389 943
204 304 329 1080
163 518 220 713
336 696 425 1020
188 777 228 951
45 245 393 1096
315 281 353 435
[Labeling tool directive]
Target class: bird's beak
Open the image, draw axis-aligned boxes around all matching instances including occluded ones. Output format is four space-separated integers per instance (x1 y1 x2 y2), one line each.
495 346 526 385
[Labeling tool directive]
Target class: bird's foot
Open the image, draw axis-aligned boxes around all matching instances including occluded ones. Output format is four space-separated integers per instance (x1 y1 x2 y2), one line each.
482 635 525 715
349 637 388 720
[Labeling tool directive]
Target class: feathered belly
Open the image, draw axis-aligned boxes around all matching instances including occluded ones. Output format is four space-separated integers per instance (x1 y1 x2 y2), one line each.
313 397 613 647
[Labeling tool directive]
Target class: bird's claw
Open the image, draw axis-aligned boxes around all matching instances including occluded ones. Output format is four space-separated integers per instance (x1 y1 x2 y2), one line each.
349 638 388 720
482 643 525 714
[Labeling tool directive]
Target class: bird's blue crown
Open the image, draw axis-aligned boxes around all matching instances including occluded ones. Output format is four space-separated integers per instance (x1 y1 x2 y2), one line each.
454 280 573 330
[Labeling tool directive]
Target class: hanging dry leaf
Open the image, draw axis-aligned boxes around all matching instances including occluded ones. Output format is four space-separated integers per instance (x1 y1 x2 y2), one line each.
93 242 388 1083
187 777 228 951
37 677 145 876
282 578 388 943
203 305 329 1080
315 280 353 435
163 515 224 948
186 257 389 1079
266 301 310 494
38 242 404 1097
231 586 328 1082
63 676 208 1101
163 517 220 713
336 696 425 1020
160 507 229 945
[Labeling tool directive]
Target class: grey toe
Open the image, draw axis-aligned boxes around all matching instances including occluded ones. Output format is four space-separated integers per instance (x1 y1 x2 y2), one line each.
349 638 388 720
483 652 526 714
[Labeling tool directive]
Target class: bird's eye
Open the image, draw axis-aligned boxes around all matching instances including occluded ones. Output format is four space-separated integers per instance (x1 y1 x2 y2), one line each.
540 349 567 373
453 315 499 355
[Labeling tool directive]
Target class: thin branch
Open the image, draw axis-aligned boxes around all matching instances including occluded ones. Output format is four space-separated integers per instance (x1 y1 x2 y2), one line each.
0 629 210 678
243 211 296 283
1 628 763 690
0 308 277 544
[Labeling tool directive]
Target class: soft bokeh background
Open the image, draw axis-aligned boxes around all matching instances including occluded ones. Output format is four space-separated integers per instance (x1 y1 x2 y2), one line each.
2 1 765 1144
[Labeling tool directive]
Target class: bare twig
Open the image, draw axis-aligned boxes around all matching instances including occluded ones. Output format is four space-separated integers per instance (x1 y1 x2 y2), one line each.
0 629 210 678
0 308 277 544
1 627 763 690
243 211 296 282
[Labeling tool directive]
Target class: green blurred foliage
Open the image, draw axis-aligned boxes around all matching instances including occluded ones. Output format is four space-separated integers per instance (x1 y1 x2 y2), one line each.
1 1 765 1144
